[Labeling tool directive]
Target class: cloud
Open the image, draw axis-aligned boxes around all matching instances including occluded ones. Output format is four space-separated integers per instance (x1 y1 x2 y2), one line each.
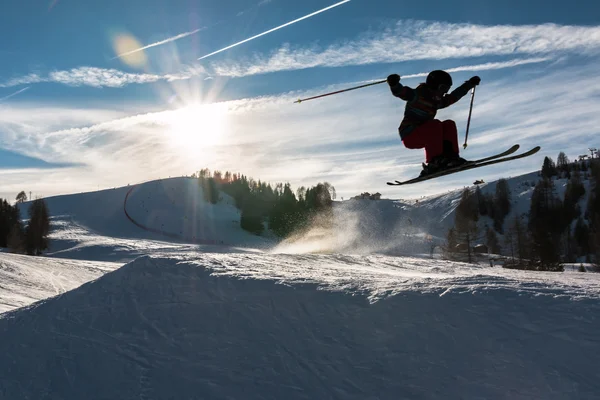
0 66 207 88
208 20 600 77
0 147 81 170
319 57 553 93
1 58 599 201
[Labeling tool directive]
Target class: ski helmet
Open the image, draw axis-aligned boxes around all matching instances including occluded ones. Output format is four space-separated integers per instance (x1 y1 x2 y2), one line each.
426 70 452 92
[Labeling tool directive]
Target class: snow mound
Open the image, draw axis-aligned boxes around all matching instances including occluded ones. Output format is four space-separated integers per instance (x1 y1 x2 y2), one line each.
0 252 119 313
1 255 599 399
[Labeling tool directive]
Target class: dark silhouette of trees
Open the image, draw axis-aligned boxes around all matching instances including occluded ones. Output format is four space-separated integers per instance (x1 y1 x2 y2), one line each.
15 191 28 204
503 214 531 268
453 188 479 262
541 156 558 179
194 168 336 238
492 179 511 233
528 178 564 270
25 198 51 255
485 226 500 254
0 199 23 250
556 152 570 174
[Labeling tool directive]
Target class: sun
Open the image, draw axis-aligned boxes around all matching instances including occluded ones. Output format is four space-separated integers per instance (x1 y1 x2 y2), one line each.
166 103 230 155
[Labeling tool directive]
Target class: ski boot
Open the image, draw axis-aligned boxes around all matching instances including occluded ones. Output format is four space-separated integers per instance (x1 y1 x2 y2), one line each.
419 155 470 177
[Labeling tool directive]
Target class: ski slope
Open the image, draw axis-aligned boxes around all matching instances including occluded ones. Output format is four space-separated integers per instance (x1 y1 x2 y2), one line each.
21 177 274 261
1 254 599 399
1 175 599 399
0 252 120 313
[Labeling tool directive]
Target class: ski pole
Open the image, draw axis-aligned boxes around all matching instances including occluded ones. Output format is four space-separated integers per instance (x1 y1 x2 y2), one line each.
294 79 387 103
463 86 476 149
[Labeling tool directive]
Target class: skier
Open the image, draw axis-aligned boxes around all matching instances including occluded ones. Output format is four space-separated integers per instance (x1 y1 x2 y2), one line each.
387 70 481 176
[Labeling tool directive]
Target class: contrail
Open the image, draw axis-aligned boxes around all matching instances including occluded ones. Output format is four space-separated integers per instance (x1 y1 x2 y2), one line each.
112 1 279 60
198 0 351 60
113 29 204 59
0 86 30 102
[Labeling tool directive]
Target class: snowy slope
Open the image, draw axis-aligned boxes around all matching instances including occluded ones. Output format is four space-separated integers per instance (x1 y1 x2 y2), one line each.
0 252 119 313
328 166 597 256
1 254 599 400
12 169 556 261
2 171 600 399
18 177 274 261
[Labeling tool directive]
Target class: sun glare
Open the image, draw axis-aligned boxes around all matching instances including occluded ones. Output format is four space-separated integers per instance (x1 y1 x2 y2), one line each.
166 103 230 156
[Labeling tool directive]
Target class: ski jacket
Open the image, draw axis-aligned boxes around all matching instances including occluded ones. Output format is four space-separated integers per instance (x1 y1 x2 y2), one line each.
390 81 475 139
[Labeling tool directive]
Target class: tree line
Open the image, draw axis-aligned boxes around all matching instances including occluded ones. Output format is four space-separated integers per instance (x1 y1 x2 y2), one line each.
0 191 50 255
192 169 335 237
445 151 600 271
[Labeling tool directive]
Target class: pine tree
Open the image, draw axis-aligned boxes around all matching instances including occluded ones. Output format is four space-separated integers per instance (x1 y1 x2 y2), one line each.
16 191 28 204
202 177 220 204
485 226 500 254
493 179 511 233
557 152 570 174
240 196 264 235
528 179 564 270
454 188 479 262
268 184 300 237
475 186 488 216
541 156 558 179
0 199 22 248
8 223 25 253
504 214 531 268
444 228 458 259
574 217 590 257
563 171 585 225
588 161 600 264
25 198 51 255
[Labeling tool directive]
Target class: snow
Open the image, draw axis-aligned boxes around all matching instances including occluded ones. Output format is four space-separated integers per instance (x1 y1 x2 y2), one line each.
2 174 600 399
1 255 599 399
21 177 274 262
0 252 120 313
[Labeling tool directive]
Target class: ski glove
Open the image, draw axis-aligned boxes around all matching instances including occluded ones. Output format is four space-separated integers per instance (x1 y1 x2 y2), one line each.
387 74 401 87
468 76 481 86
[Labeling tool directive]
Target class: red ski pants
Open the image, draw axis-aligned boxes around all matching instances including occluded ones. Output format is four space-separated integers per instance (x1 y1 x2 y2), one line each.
402 119 459 163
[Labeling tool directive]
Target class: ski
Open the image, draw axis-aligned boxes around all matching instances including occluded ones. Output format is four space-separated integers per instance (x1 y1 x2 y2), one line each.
386 144 520 186
387 145 540 186
462 144 520 164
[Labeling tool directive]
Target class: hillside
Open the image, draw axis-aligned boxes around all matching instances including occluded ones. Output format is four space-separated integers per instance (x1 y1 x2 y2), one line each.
16 177 274 262
0 252 120 313
1 170 600 399
1 254 599 400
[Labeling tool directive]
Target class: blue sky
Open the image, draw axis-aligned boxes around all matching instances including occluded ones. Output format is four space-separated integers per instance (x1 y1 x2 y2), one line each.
1 0 600 201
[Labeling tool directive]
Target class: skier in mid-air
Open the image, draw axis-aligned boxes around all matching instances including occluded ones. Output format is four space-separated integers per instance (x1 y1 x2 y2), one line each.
387 70 481 176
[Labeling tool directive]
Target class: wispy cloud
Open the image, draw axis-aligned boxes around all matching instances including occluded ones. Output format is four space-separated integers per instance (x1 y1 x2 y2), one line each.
343 57 552 87
198 0 351 60
208 20 600 77
0 66 207 88
0 87 29 102
2 58 599 201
